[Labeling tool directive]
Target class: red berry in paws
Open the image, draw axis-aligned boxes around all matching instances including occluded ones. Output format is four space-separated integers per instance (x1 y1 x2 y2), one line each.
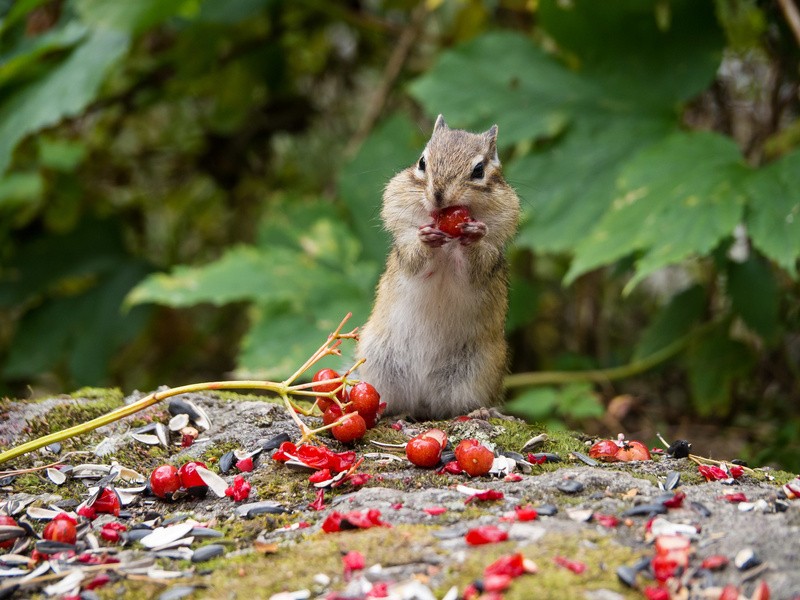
332 413 367 443
406 435 443 468
150 464 181 499
347 382 380 418
455 439 494 477
436 205 472 237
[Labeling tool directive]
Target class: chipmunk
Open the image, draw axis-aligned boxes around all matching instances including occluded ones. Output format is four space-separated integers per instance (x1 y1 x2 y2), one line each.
356 115 520 420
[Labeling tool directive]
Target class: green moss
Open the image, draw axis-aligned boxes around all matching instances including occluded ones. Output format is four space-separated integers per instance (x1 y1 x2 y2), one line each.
440 532 642 600
69 387 124 403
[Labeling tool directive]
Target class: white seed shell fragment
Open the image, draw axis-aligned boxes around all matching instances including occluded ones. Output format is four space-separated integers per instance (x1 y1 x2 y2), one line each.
169 413 190 431
46 468 67 486
139 522 195 550
194 466 229 498
131 433 162 446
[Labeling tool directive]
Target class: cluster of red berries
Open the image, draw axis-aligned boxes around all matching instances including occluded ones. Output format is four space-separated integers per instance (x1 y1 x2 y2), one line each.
588 436 651 462
149 461 207 499
405 428 495 477
312 369 383 444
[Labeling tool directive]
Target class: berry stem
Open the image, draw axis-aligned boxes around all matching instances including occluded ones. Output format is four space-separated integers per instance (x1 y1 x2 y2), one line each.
0 314 365 465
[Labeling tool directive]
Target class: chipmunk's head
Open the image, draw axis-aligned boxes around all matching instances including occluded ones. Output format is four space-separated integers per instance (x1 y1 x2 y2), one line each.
413 114 501 213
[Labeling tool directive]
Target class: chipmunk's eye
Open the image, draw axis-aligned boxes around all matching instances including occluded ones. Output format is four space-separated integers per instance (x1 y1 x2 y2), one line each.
418 156 426 172
471 162 484 180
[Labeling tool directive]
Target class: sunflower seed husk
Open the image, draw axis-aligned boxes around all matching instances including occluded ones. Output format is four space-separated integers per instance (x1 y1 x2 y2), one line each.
621 503 668 517
734 548 761 570
72 464 112 479
262 433 292 451
131 433 162 446
35 540 76 554
25 507 62 521
556 479 584 494
43 569 84 596
521 433 548 452
535 504 558 517
168 414 190 431
139 523 195 550
571 452 598 467
234 501 290 519
45 469 66 486
191 544 225 563
0 527 25 544
194 467 228 498
159 585 199 600
665 471 681 491
44 443 62 455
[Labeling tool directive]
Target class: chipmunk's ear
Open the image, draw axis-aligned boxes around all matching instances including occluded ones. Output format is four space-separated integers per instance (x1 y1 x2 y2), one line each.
433 114 448 133
485 124 499 166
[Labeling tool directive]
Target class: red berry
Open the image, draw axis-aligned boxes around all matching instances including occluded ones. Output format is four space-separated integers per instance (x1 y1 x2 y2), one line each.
406 436 443 468
436 205 472 237
588 439 620 462
322 404 343 426
150 464 181 499
332 413 367 443
316 396 333 413
178 461 208 489
312 368 340 394
0 515 19 549
615 440 651 462
347 382 380 418
455 439 494 477
420 428 448 449
42 514 77 545
92 488 120 516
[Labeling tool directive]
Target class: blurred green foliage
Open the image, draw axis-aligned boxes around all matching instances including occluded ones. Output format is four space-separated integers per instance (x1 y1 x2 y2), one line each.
0 0 798 467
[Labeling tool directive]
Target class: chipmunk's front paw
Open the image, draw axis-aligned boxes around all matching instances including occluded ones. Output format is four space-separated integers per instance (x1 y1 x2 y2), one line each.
458 220 487 246
419 224 449 248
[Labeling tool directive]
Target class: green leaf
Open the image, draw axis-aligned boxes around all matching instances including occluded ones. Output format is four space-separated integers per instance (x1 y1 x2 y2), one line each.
338 115 423 264
37 137 87 171
633 284 706 361
3 261 152 385
506 387 561 420
409 32 586 146
744 149 800 275
0 29 130 175
510 116 671 254
538 0 723 109
558 382 605 419
566 131 747 290
74 0 190 34
0 171 44 209
727 254 780 341
0 21 88 86
684 324 754 417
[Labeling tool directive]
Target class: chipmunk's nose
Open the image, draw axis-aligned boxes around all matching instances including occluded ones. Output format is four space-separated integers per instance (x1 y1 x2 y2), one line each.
433 189 444 208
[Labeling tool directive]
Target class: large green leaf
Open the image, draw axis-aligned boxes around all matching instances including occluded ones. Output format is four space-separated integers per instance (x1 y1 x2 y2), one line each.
409 31 586 145
744 149 800 276
538 0 723 108
684 323 754 417
0 28 129 175
510 116 671 254
74 0 190 35
633 284 706 361
727 254 780 341
338 115 423 264
566 132 747 290
0 20 88 85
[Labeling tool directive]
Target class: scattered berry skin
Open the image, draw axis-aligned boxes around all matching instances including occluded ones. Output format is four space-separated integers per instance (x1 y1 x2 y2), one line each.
332 413 367 443
99 522 126 543
436 205 472 237
312 368 340 394
150 465 181 499
42 514 77 545
178 461 208 489
92 488 120 516
225 475 251 502
464 525 508 545
0 515 19 549
455 439 494 477
347 382 380 419
406 435 443 468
